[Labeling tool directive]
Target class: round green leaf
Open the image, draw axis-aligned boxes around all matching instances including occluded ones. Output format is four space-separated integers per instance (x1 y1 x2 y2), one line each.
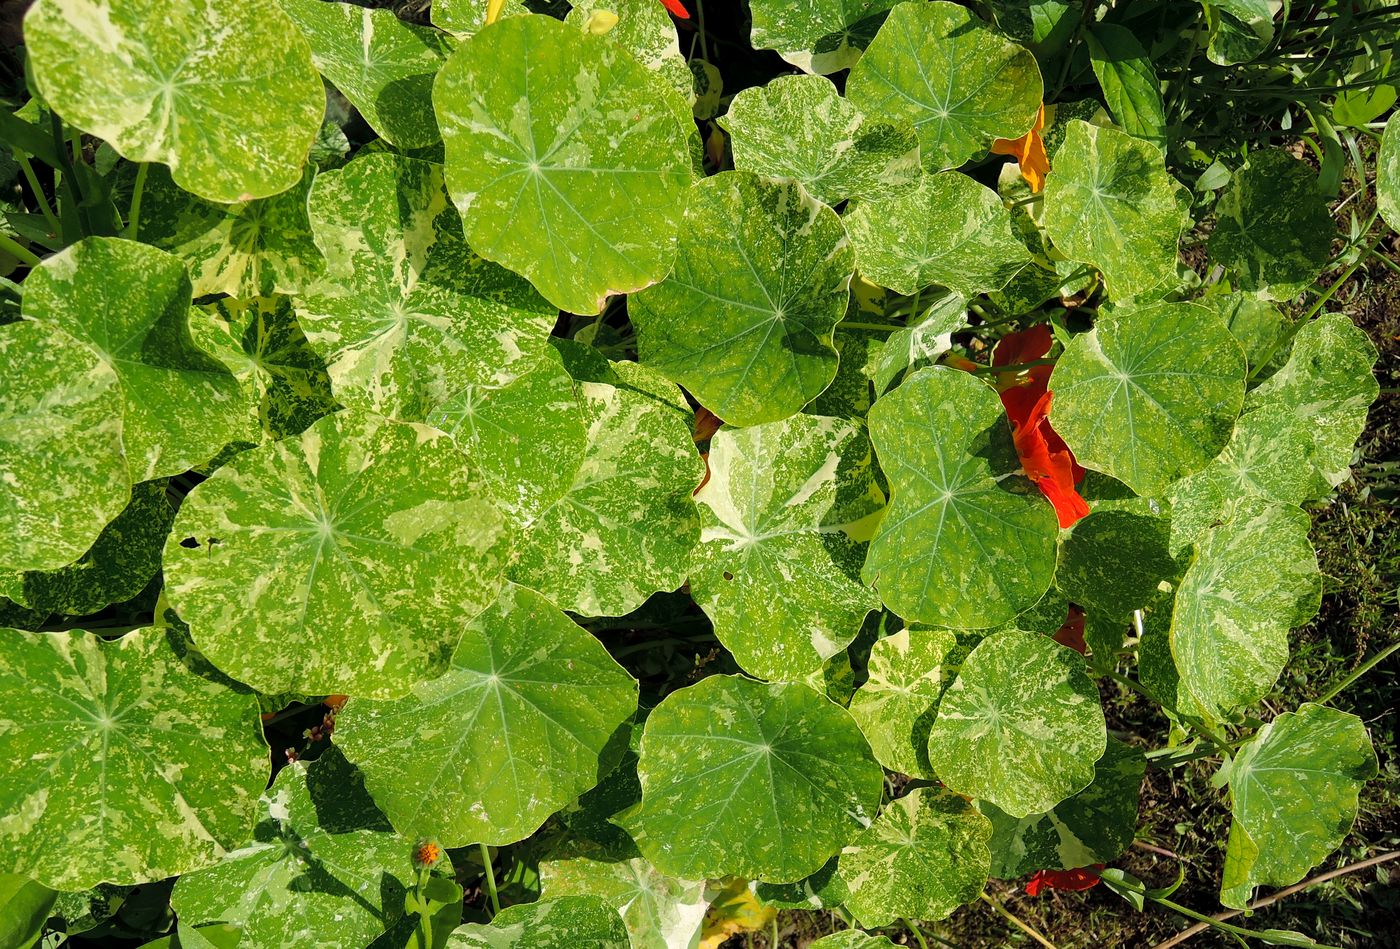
279 0 452 149
1050 301 1247 496
26 0 323 202
131 165 323 299
688 414 884 681
847 2 1043 171
335 583 637 846
845 172 1031 297
1244 312 1380 495
1042 120 1189 298
172 749 410 949
718 74 920 206
0 320 129 572
847 627 957 777
449 896 629 948
435 14 693 314
625 674 883 882
630 172 853 426
195 296 340 442
981 736 1145 878
1381 112 1400 233
748 0 902 74
838 787 992 927
0 627 268 890
564 0 693 104
163 409 510 699
22 237 251 481
4 480 173 616
1221 703 1378 909
1055 510 1178 619
540 845 706 949
1170 497 1321 721
862 367 1059 628
297 152 556 423
928 629 1107 817
1208 150 1332 300
510 360 704 617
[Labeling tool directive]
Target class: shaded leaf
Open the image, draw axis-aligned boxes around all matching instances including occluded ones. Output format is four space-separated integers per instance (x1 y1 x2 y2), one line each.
747 0 903 75
447 896 630 948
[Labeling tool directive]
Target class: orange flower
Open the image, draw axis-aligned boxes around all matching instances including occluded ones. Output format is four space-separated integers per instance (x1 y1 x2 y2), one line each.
958 326 1089 528
1025 864 1103 896
990 105 1049 193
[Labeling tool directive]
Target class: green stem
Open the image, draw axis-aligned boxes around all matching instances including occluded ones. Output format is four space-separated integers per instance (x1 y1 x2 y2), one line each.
1007 192 1044 209
126 162 150 241
1153 894 1339 948
479 843 500 916
415 866 434 949
695 0 710 63
769 914 779 948
978 893 1057 949
1106 672 1236 756
969 357 1058 374
901 918 931 949
14 153 60 237
1315 641 1400 705
1367 246 1400 278
50 113 90 240
838 321 900 333
0 231 41 267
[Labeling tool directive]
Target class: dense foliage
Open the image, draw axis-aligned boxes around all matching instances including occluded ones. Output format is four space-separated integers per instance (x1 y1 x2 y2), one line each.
0 0 1396 946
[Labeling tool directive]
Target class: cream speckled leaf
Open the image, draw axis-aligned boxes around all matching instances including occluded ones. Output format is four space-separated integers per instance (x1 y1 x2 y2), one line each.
624 674 883 882
865 291 966 395
755 856 848 910
1170 497 1320 721
1205 0 1275 65
540 844 707 949
23 238 249 481
172 749 410 949
846 2 1043 171
429 352 590 525
163 408 510 699
689 414 884 682
848 627 957 777
838 787 992 927
335 583 637 846
279 0 451 149
0 320 129 572
1042 121 1189 298
298 152 556 423
1220 704 1377 909
510 358 705 617
748 0 902 74
132 165 323 299
719 74 920 206
630 172 853 427
1381 112 1400 232
1200 292 1287 374
928 629 1107 818
980 736 1145 878
435 14 692 314
863 367 1059 628
810 934 899 949
430 0 528 37
4 480 173 616
565 0 693 103
448 896 630 949
1050 302 1247 496
1055 510 1178 619
196 296 340 442
1244 313 1380 495
26 0 323 203
845 172 1031 297
1165 404 1315 552
0 627 267 890
1209 150 1332 300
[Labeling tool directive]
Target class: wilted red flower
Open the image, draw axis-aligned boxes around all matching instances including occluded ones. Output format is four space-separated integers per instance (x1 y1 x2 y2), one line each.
1025 864 1104 896
1053 605 1087 655
989 326 1089 529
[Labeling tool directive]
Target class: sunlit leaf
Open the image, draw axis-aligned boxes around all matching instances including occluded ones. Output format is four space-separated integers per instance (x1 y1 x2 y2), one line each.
448 896 630 948
747 0 903 75
540 843 707 949
847 627 957 777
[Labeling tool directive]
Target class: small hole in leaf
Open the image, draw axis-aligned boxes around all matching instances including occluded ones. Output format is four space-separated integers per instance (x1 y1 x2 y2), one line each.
722 571 734 581
180 537 199 549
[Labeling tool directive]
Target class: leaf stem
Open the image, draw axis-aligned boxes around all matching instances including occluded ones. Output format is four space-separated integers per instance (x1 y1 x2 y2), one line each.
769 913 779 947
0 231 41 267
1006 192 1044 209
978 892 1058 949
968 357 1057 374
415 866 434 949
14 153 60 238
901 917 931 949
1314 641 1400 705
479 843 500 916
838 321 900 333
126 162 150 242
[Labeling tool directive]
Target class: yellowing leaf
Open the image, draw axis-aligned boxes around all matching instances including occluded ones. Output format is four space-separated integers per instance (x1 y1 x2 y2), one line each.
699 879 776 949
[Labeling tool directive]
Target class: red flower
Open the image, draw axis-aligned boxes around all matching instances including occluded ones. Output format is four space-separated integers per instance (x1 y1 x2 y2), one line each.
990 326 1089 529
659 0 690 18
1025 864 1104 896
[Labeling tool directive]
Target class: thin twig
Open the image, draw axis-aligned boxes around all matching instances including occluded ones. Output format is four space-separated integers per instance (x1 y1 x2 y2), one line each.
1149 850 1400 949
1133 840 1184 860
978 892 1058 949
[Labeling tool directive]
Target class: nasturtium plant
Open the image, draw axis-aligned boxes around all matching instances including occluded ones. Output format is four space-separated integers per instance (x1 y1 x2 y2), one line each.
2 1 1391 945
